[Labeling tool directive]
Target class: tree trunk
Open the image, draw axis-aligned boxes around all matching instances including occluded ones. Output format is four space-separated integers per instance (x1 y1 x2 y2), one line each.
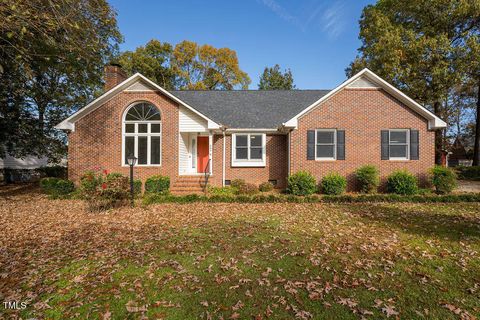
434 101 444 165
473 81 480 166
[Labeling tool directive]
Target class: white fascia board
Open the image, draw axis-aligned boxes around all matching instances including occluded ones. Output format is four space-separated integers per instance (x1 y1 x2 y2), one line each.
55 73 220 131
225 128 279 133
283 68 447 130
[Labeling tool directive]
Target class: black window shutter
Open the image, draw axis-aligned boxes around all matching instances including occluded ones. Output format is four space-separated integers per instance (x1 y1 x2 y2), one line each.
336 130 345 160
307 130 315 160
410 129 419 160
381 130 389 160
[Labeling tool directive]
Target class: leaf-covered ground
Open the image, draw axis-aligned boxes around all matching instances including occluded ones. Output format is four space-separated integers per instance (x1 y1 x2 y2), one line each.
1 185 479 319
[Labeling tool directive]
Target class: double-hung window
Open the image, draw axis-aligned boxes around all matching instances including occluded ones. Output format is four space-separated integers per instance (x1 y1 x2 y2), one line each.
389 129 409 160
232 133 266 167
315 129 336 160
123 102 162 166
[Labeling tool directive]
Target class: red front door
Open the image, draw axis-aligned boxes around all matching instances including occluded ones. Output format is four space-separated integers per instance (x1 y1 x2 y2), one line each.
197 136 209 173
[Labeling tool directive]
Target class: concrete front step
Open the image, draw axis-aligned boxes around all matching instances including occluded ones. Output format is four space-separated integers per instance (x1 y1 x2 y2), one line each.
171 175 209 194
172 185 204 191
171 189 205 195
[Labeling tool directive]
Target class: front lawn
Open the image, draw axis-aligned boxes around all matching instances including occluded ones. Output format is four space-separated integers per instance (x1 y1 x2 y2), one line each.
1 185 479 319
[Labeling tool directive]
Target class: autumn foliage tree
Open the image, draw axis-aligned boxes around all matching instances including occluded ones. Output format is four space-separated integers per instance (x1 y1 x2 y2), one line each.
348 0 480 164
116 40 176 90
0 0 122 161
118 40 251 90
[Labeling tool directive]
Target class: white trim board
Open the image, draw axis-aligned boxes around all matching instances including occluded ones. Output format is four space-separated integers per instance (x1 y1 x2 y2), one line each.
55 73 220 131
282 68 447 130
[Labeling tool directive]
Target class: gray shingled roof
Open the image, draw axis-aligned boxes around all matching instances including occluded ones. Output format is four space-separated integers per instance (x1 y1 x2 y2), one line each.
169 90 330 129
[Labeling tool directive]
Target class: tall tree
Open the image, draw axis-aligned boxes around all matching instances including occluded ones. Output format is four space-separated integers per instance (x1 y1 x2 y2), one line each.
171 40 251 90
457 35 480 165
258 64 295 90
117 40 251 90
116 40 176 90
347 0 480 165
0 0 122 161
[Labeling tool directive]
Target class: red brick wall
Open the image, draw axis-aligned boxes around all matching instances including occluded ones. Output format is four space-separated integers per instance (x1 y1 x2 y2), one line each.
104 65 128 91
210 134 288 188
68 91 179 184
68 86 436 192
290 88 435 190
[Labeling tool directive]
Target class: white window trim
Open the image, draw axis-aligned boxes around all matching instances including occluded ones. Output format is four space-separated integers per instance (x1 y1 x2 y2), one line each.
315 129 337 161
122 103 162 167
231 133 266 167
389 129 410 161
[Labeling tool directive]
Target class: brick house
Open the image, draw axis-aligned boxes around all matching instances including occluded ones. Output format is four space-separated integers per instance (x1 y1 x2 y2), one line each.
56 65 446 193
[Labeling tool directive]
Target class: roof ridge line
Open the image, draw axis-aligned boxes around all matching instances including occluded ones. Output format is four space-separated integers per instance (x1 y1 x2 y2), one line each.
169 89 332 92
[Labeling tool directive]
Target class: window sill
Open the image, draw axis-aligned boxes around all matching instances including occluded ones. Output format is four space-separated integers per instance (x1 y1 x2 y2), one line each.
231 161 266 167
315 158 336 162
121 164 162 167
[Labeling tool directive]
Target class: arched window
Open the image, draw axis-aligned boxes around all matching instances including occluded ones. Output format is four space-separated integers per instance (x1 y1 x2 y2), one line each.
123 102 161 166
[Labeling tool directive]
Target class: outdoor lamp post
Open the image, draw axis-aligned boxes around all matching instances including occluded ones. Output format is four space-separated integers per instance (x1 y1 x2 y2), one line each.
127 154 137 206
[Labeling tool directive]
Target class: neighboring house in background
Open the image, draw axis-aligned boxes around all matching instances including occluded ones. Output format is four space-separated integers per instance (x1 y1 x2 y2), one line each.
56 65 447 193
0 154 49 169
448 137 472 167
0 154 67 183
0 155 48 183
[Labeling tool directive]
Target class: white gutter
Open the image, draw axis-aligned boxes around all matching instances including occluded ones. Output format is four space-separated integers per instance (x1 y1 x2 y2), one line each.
222 129 226 187
225 128 279 133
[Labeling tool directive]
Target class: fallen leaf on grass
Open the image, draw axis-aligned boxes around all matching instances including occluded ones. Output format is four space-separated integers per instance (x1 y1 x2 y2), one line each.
125 300 147 313
442 303 462 315
102 310 111 320
382 305 399 317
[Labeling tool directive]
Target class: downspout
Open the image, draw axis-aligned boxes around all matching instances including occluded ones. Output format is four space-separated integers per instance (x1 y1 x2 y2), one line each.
287 130 291 175
222 127 226 187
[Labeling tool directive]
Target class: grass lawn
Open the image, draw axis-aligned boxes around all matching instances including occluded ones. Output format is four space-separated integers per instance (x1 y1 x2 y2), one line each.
1 185 479 319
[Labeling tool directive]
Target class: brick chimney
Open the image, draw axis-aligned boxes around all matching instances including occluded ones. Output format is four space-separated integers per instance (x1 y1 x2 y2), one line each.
104 63 128 91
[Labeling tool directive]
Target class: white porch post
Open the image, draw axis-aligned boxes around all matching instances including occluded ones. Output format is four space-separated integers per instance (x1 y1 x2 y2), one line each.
209 131 213 174
287 130 291 175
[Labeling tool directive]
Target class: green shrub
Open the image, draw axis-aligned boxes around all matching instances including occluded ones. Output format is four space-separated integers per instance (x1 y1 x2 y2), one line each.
259 181 274 192
286 171 317 196
430 166 457 194
142 192 480 205
145 175 170 194
79 170 130 212
320 173 347 195
238 183 259 195
40 177 74 197
231 179 246 189
40 177 61 194
106 173 142 196
134 179 142 196
53 179 75 196
387 170 418 195
80 171 103 193
106 172 124 180
207 186 237 196
355 165 379 193
456 166 480 181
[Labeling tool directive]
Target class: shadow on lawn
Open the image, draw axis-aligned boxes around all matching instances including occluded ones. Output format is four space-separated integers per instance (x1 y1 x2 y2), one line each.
0 183 42 199
343 203 480 241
